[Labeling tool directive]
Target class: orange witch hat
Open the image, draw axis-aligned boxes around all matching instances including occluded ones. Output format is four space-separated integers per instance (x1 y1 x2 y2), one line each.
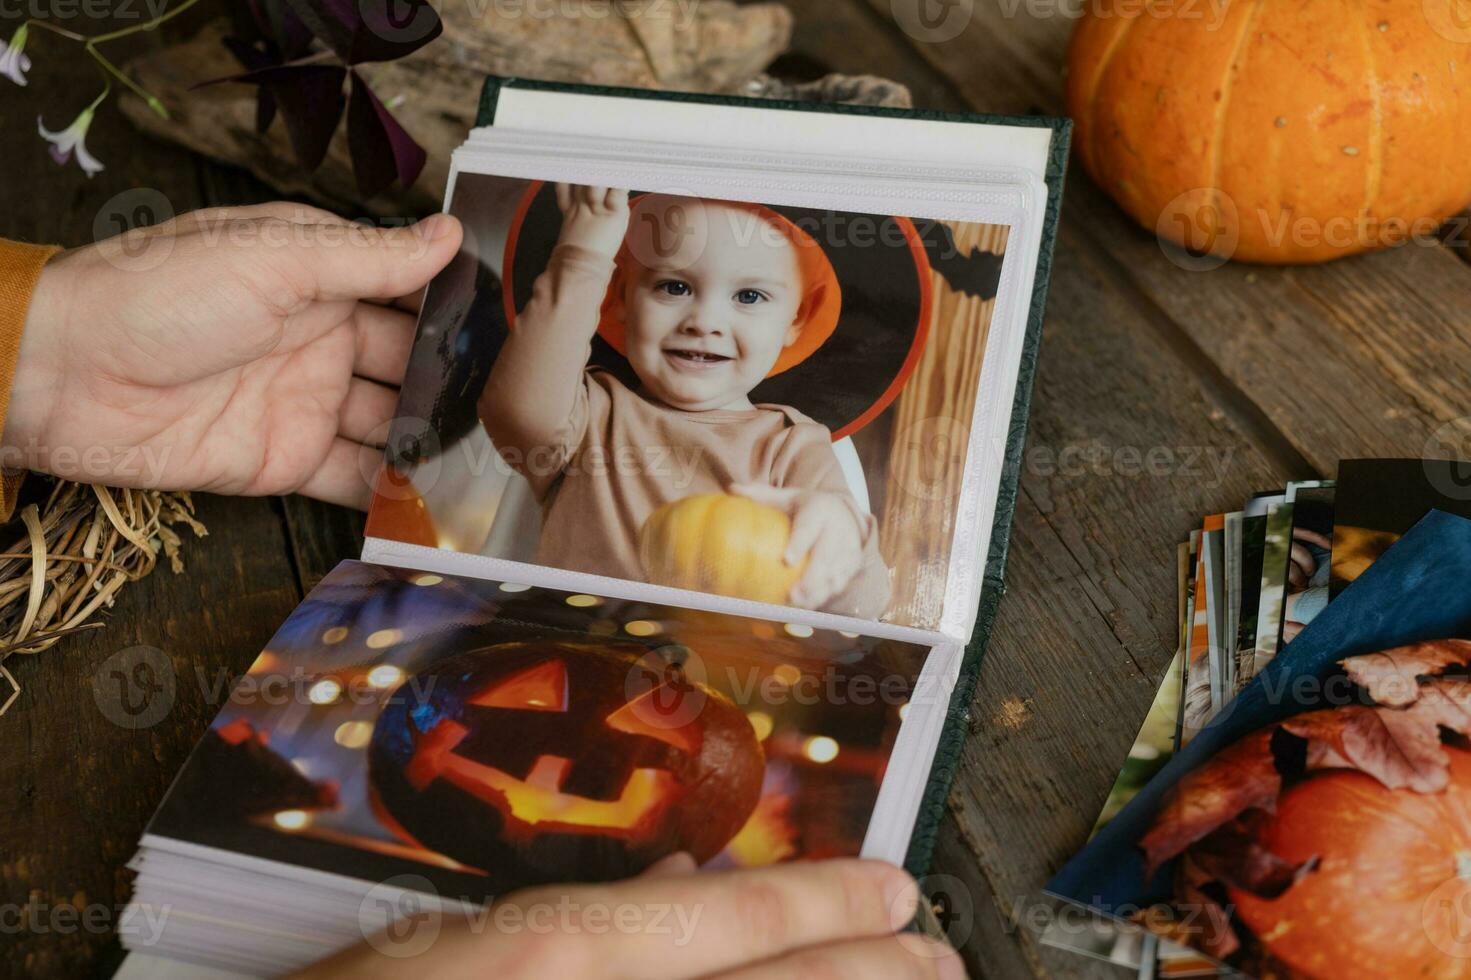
502 183 932 440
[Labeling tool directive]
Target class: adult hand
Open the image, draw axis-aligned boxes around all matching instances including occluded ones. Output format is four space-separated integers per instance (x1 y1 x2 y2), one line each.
295 858 964 980
5 203 462 509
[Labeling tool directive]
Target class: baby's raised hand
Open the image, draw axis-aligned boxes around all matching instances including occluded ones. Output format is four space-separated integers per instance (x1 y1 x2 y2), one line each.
554 183 631 260
731 483 865 610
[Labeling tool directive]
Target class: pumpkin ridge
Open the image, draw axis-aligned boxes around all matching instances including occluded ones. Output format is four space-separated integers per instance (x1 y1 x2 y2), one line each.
1207 0 1261 222
1351 0 1385 226
1084 2 1150 181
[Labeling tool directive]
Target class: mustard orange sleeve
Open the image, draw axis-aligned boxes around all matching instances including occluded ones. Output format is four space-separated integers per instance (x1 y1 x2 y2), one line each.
0 239 61 521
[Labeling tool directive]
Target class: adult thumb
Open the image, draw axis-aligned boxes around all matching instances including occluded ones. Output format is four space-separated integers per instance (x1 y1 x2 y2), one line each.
285 213 463 302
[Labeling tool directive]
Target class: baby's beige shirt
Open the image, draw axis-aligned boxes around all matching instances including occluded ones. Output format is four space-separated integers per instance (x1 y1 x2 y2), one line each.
480 245 891 620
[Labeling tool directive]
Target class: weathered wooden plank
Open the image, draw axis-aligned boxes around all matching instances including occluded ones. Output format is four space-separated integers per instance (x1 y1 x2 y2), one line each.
0 493 300 976
1059 183 1471 475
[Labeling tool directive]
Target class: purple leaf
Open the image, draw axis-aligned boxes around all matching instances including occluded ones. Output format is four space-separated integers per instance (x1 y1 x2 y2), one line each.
264 0 316 59
230 1 313 59
347 70 426 198
285 0 441 65
220 37 278 134
225 64 347 173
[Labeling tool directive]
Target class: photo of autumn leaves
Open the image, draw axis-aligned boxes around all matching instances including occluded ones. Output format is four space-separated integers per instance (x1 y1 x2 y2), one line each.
1050 486 1471 979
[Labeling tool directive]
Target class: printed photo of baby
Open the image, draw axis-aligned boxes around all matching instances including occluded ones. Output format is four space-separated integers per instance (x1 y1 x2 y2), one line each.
480 186 887 618
374 176 1012 629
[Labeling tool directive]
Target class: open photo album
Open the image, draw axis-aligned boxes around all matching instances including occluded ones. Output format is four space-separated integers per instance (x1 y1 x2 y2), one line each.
117 78 1069 976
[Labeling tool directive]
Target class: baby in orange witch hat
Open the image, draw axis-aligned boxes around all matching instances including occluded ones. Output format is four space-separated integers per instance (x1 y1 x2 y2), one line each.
480 185 889 618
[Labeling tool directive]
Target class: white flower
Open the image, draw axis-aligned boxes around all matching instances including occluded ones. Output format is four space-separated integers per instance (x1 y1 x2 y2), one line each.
38 107 105 177
0 25 31 87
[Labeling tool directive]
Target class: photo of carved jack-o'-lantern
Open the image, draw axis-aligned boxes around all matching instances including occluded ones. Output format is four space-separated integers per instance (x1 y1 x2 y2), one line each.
368 640 765 884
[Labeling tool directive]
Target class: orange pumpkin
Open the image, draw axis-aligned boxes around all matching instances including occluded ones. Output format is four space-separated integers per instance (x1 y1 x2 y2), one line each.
638 494 806 605
1228 745 1471 978
1067 0 1471 263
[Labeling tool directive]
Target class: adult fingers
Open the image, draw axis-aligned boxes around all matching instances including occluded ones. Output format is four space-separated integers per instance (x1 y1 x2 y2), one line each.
639 852 699 878
269 214 462 304
385 288 426 314
180 202 350 233
338 378 399 447
711 933 964 980
295 437 376 510
349 301 419 385
504 858 917 980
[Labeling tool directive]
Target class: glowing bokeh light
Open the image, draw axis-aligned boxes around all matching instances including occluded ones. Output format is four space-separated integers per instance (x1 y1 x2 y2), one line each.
803 736 840 764
366 665 404 690
366 628 403 649
334 721 374 749
307 679 342 705
771 664 802 686
274 810 309 831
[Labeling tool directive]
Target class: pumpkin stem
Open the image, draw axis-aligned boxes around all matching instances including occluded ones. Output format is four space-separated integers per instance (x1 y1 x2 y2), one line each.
1457 852 1471 880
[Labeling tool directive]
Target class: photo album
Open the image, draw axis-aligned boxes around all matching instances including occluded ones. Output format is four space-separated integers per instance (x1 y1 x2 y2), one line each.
116 78 1069 975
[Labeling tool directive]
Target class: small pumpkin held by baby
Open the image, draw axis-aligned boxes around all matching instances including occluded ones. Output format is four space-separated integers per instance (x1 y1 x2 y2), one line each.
639 493 808 606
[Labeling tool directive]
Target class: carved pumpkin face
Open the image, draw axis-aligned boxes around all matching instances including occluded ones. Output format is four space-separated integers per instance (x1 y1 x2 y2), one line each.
369 640 764 885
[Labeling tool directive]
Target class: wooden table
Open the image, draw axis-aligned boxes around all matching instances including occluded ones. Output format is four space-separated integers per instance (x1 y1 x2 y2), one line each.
3 3 1468 977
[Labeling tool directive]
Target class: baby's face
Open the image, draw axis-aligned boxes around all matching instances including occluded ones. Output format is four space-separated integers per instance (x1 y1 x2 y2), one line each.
619 197 804 412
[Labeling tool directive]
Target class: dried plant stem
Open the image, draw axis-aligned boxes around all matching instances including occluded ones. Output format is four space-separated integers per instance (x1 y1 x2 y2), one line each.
0 479 207 717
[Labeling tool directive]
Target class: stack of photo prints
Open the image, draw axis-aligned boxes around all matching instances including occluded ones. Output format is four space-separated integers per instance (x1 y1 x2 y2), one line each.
111 78 1071 976
1046 457 1471 979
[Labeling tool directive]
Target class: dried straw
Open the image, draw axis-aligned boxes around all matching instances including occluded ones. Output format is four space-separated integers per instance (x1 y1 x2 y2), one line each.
0 479 207 716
